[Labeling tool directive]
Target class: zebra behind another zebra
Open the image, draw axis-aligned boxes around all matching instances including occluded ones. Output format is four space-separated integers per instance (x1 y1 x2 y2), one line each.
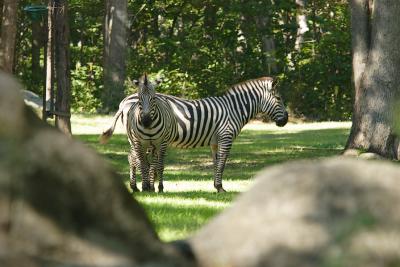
101 75 288 193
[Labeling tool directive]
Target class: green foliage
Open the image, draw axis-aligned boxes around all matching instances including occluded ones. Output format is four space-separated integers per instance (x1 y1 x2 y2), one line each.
281 1 352 120
71 62 103 113
15 0 353 120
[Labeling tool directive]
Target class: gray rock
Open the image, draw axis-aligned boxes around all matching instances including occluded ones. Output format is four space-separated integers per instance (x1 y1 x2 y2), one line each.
342 148 359 157
0 72 195 267
359 152 383 160
189 157 400 267
22 89 51 110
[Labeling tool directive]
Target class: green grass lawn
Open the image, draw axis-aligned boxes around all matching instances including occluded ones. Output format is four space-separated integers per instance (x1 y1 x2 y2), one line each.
75 118 350 241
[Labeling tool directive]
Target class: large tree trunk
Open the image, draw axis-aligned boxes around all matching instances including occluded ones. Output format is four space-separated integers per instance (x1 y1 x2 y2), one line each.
0 0 19 73
102 0 128 112
346 0 400 159
54 0 72 135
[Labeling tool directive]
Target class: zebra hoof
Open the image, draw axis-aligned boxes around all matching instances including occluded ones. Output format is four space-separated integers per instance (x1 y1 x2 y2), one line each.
130 185 140 192
216 186 226 193
158 184 164 193
142 183 151 192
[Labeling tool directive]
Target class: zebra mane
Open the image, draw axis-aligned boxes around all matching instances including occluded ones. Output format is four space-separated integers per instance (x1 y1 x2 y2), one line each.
225 77 275 95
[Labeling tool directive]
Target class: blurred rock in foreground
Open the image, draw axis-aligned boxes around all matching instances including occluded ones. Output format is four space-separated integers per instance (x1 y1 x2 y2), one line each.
190 158 400 267
0 72 194 267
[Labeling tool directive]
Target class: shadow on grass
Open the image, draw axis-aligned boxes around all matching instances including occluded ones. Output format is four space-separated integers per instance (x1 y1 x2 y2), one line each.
77 127 349 183
76 126 350 241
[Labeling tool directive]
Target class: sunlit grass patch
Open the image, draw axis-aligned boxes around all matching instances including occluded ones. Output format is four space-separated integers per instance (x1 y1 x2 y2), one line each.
75 116 350 241
136 191 238 241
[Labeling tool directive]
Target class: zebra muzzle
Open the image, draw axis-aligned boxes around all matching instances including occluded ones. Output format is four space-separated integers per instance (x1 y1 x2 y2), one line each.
275 111 288 127
141 114 152 128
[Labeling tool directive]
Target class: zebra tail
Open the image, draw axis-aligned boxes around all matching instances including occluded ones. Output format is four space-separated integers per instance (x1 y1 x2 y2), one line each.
99 109 123 144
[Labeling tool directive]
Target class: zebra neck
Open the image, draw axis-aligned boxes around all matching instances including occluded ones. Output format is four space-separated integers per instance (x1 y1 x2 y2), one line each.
221 88 262 128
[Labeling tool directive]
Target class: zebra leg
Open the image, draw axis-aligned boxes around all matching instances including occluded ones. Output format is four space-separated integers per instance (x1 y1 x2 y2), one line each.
134 142 151 192
148 163 156 192
128 147 140 192
147 146 156 192
156 142 168 193
210 144 218 167
214 137 233 193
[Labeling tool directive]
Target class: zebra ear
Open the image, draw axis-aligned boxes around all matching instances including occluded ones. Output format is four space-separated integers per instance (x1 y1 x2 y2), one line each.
133 79 139 86
143 73 148 86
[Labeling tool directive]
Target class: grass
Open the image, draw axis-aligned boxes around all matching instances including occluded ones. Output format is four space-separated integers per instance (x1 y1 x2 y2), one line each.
74 117 351 241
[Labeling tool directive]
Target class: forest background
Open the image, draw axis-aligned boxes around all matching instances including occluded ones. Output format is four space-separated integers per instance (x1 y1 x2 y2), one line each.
13 0 350 120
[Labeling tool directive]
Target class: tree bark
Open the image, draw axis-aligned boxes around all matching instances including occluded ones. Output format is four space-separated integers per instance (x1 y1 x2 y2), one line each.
346 0 400 159
31 20 44 93
44 0 55 121
0 0 4 29
54 0 72 135
203 2 217 40
294 0 309 51
0 0 19 73
255 16 277 75
102 0 128 112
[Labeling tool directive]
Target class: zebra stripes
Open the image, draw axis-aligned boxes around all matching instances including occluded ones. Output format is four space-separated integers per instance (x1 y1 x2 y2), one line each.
100 76 288 193
125 74 178 192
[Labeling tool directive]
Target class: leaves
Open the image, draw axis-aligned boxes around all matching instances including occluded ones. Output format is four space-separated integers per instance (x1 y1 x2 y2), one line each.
14 0 352 120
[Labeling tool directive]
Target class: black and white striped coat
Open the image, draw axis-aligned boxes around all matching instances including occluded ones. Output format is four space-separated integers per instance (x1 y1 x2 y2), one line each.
101 76 288 192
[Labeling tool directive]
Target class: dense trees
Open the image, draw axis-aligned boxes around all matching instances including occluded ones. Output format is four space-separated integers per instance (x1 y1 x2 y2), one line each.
12 0 352 120
346 0 400 159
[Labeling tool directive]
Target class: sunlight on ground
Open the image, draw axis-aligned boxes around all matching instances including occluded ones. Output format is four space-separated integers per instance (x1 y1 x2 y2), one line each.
126 180 252 193
138 195 230 208
72 114 351 135
73 115 352 241
243 120 351 132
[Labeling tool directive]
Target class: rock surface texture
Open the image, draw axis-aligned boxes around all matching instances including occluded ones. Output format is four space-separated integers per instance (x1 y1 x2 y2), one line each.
0 72 194 267
190 157 400 267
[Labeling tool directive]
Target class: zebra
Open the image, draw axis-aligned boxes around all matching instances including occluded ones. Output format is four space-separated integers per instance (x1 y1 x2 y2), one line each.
100 92 143 192
101 76 288 193
126 74 178 192
100 77 155 192
101 74 177 192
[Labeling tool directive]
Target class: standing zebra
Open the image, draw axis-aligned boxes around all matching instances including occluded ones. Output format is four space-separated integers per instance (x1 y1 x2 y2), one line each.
100 75 158 192
100 92 144 192
101 74 177 192
126 74 178 192
101 76 288 193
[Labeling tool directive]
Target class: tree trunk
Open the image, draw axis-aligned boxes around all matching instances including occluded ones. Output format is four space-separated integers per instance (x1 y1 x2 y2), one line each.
31 20 44 93
203 2 217 40
0 0 4 29
0 0 19 73
102 0 128 112
44 0 55 121
346 0 400 159
255 15 277 75
54 0 72 135
294 0 309 51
